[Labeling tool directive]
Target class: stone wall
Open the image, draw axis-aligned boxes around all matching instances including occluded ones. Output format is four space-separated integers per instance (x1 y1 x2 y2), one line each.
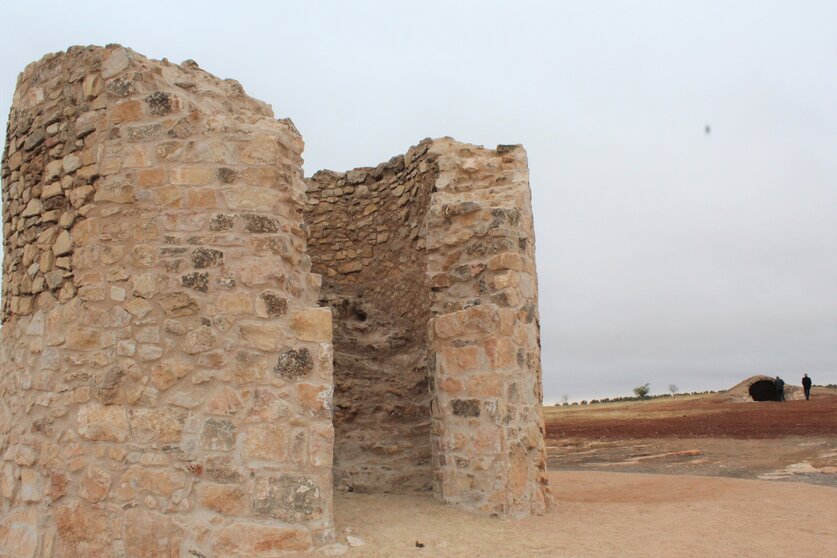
0 44 551 558
0 46 334 557
306 139 552 517
305 144 436 493
426 140 551 517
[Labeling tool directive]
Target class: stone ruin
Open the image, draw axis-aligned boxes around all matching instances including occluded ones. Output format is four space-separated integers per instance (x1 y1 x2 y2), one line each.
726 375 804 402
0 45 551 556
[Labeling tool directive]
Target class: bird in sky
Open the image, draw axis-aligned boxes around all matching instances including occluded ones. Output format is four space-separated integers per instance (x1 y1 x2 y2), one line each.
705 125 711 135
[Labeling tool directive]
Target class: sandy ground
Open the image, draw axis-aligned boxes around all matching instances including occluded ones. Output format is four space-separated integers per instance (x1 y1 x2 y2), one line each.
325 470 837 557
315 390 837 557
549 436 837 486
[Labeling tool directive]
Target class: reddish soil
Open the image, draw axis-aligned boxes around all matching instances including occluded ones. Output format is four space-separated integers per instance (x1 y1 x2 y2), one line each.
545 391 837 439
544 388 837 487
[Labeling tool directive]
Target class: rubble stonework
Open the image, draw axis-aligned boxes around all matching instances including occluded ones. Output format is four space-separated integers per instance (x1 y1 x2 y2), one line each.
306 139 551 516
0 45 550 556
0 45 332 557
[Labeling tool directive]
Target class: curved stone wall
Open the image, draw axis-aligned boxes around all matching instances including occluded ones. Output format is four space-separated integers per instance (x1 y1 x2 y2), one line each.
306 139 552 517
306 144 435 493
0 46 333 557
1 44 552 557
426 140 551 517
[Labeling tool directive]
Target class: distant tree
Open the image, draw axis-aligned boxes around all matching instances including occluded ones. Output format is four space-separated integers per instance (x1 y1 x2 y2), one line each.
560 394 569 405
668 384 679 396
633 383 651 399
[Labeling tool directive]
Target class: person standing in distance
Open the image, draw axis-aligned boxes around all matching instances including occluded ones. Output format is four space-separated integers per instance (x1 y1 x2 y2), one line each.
774 376 785 402
802 373 813 400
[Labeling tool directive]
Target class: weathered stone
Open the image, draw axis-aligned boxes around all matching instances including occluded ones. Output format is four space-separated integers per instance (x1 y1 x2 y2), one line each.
119 466 186 498
42 181 63 199
21 198 42 217
54 501 112 556
65 327 100 349
206 387 242 415
257 291 288 318
80 465 111 502
201 417 236 451
77 403 129 441
23 129 45 151
196 482 247 514
123 509 183 558
129 407 186 443
94 365 126 403
159 291 199 316
44 269 65 290
297 383 331 416
191 247 223 268
0 47 550 554
144 91 176 115
132 271 166 298
63 153 83 174
124 297 153 318
204 455 242 483
0 508 38 558
451 399 481 417
214 522 312 556
151 357 192 390
290 308 332 342
209 213 235 231
217 291 253 314
239 320 284 351
101 47 130 78
252 475 324 521
182 326 217 354
94 180 134 203
241 213 280 233
181 271 208 292
274 347 313 379
244 423 286 461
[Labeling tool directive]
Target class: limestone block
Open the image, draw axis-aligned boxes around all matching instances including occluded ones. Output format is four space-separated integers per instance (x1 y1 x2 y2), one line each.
77 403 129 441
123 509 183 558
290 308 332 342
213 522 312 556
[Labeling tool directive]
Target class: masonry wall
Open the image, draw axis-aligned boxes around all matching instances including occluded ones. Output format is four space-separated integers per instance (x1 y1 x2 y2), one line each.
426 140 551 517
0 46 334 557
305 144 436 493
306 139 552 517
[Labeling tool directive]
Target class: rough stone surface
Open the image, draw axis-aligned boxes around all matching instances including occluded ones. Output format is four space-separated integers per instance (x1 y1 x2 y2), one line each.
274 347 314 379
0 45 330 557
306 138 551 516
0 44 550 557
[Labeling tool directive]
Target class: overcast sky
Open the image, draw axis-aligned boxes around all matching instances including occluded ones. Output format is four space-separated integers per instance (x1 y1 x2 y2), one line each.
2 1 835 401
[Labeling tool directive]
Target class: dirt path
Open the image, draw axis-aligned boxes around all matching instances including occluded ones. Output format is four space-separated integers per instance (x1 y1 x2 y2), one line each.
324 470 837 557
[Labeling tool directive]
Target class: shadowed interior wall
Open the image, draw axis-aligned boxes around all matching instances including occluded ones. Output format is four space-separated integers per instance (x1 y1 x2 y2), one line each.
305 139 552 517
304 143 436 492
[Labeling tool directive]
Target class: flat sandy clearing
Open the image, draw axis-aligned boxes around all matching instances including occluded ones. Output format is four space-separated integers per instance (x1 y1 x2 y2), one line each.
327 470 836 557
320 391 837 557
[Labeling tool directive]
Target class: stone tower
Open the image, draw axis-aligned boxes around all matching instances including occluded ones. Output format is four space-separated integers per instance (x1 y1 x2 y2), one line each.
0 45 550 557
